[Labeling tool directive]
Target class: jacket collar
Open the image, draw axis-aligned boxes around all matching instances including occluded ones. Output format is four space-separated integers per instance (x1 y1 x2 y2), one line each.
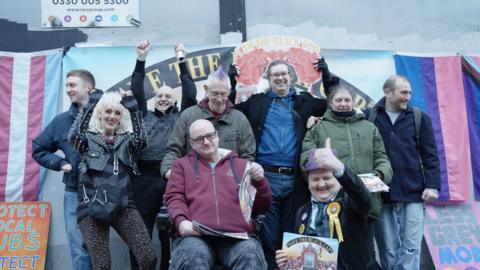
88 132 129 151
190 148 236 178
323 108 365 123
198 97 234 115
154 105 178 117
68 103 81 118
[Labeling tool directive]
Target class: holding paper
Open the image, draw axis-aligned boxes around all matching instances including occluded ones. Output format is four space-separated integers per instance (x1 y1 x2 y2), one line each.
276 138 380 270
239 162 257 224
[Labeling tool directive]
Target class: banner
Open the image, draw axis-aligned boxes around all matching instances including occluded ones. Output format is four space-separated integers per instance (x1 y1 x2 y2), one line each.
41 0 140 28
0 202 51 270
461 56 480 200
63 44 395 111
0 50 62 202
424 203 480 269
395 54 473 202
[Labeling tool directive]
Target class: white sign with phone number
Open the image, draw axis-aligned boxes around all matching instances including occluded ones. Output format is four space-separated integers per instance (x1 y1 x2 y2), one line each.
41 0 139 28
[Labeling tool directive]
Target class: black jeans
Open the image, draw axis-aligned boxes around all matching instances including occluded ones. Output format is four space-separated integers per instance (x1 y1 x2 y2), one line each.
130 167 169 270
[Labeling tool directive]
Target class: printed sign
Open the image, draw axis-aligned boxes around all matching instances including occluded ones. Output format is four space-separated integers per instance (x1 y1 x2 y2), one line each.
0 202 51 270
281 232 339 270
41 0 140 28
424 203 480 270
231 35 374 108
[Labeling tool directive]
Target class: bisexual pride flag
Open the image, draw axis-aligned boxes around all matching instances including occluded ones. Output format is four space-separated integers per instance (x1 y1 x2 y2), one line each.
395 54 480 201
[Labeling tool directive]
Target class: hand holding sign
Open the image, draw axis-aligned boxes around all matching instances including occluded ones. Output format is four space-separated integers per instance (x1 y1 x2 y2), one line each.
314 138 344 175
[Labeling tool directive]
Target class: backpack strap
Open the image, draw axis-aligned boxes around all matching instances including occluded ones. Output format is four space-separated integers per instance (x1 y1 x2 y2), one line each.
367 107 378 123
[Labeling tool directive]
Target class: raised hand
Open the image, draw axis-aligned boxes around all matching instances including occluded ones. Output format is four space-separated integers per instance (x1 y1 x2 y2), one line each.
314 138 344 174
136 40 151 61
175 43 187 61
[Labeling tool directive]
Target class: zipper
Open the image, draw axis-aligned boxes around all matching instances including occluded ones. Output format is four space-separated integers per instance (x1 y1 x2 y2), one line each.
113 153 119 175
346 123 355 168
212 169 220 225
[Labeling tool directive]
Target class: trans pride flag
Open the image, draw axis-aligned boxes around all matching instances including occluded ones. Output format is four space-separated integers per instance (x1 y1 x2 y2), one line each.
395 54 480 201
0 50 62 202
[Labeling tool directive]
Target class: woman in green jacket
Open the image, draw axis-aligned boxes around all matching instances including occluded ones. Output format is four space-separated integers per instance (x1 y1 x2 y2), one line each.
301 85 392 262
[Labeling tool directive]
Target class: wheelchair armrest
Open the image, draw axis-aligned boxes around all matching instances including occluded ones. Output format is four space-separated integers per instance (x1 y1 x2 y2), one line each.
156 204 172 234
253 214 266 235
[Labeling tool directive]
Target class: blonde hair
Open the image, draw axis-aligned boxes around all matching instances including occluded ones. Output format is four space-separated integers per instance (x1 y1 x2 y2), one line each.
88 91 132 134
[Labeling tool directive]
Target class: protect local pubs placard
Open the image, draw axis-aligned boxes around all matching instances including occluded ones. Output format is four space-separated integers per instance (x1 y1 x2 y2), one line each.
0 202 51 270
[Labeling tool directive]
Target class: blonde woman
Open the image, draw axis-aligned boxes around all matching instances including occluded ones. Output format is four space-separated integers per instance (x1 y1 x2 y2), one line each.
69 90 155 270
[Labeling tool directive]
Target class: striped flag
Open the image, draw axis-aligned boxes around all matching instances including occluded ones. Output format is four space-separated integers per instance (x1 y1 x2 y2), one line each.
394 54 476 202
0 50 62 202
462 55 480 200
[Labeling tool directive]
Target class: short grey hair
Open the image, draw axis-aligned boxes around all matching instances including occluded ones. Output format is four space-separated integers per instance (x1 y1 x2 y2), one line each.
383 75 410 93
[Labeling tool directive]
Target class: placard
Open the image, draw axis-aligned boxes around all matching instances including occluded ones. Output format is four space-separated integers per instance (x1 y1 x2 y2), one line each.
41 0 140 28
424 203 480 270
0 202 51 270
281 232 339 270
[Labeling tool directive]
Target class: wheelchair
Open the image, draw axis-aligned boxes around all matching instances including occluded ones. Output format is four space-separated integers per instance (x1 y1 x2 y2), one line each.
156 205 265 270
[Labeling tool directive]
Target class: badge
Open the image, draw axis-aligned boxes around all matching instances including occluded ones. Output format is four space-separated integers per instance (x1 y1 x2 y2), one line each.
326 201 343 242
298 224 305 234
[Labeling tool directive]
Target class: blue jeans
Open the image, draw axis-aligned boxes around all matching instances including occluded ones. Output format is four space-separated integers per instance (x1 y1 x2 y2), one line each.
64 191 91 270
259 171 296 270
374 202 424 270
170 236 266 270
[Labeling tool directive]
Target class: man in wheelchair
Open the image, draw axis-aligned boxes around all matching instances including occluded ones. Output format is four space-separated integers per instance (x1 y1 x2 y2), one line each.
164 119 272 270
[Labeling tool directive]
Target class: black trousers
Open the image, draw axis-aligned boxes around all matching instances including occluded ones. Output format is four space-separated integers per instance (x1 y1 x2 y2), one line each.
130 166 170 270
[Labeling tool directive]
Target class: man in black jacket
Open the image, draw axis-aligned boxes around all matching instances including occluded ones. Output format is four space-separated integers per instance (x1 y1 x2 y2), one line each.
364 75 440 270
129 41 197 270
229 58 337 269
32 69 95 270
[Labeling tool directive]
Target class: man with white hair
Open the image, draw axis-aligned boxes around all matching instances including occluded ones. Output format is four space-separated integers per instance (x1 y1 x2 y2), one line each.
160 65 256 179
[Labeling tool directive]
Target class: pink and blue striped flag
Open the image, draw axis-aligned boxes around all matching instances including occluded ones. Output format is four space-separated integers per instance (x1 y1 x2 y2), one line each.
395 54 479 202
0 50 62 202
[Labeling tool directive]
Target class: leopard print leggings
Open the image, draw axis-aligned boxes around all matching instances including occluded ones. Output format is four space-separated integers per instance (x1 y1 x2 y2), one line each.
79 207 156 270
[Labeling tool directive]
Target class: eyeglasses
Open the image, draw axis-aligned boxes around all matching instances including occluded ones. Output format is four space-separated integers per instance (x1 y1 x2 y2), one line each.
270 72 289 78
190 131 217 144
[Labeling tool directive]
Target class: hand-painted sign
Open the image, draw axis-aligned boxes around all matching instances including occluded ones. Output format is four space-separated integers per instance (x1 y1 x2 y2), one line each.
0 202 51 270
424 203 480 270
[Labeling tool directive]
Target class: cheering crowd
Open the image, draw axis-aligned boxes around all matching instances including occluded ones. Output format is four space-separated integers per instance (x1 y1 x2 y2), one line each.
32 40 440 270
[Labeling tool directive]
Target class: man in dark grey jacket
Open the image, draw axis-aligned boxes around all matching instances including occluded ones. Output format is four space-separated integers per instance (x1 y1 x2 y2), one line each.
32 69 95 270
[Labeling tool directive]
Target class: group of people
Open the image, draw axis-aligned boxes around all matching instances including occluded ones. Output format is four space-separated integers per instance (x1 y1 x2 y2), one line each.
31 40 440 270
